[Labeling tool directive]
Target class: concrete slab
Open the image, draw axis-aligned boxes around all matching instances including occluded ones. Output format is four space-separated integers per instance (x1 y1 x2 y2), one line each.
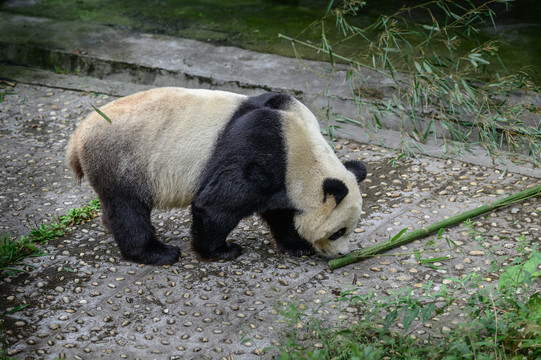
0 12 364 99
0 11 401 137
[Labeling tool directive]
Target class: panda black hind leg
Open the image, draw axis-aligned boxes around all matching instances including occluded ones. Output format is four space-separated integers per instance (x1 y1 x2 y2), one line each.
261 209 315 256
100 194 181 265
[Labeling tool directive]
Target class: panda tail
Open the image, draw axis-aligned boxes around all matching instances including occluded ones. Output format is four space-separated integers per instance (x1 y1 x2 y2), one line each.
66 136 84 184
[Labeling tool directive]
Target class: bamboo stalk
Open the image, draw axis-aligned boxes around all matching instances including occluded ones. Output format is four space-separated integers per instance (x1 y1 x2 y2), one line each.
329 184 541 269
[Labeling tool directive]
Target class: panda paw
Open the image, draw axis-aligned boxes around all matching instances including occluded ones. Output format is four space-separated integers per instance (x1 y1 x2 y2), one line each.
194 242 243 262
148 243 182 265
123 242 181 265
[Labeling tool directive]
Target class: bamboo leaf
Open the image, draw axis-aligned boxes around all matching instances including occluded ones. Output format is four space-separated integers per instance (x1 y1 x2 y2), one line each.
373 113 382 129
343 117 364 126
423 119 434 142
391 228 408 242
422 24 440 32
423 61 433 74
7 304 29 314
91 104 112 123
462 80 477 101
324 0 334 17
385 58 395 78
420 256 451 263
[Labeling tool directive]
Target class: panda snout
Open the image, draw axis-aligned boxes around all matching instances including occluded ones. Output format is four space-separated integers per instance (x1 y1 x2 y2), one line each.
333 240 350 257
314 237 350 258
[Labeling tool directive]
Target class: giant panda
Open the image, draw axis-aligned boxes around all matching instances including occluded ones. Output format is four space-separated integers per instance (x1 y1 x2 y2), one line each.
66 88 367 265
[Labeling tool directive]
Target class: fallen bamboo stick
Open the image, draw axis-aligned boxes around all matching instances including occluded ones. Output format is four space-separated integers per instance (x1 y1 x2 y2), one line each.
329 184 541 270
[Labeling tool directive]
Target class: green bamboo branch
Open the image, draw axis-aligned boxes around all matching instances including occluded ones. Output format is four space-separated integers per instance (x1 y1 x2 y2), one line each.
329 184 541 269
277 33 394 79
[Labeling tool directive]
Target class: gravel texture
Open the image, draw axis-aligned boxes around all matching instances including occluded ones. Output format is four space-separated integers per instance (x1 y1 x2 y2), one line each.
1 83 539 359
0 9 540 359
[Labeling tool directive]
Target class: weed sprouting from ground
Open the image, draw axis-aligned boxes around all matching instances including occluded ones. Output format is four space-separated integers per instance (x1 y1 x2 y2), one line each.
271 223 541 360
281 0 541 165
0 199 100 275
0 235 43 275
60 198 100 226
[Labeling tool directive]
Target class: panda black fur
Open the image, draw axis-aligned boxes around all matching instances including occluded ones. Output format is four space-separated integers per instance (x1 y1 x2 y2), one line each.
67 88 367 265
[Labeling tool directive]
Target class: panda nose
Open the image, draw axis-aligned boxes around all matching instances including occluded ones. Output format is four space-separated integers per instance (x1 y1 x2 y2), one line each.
338 252 345 256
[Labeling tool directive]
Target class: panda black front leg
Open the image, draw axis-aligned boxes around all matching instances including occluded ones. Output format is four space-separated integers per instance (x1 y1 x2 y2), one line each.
100 195 181 265
190 204 243 261
261 209 315 256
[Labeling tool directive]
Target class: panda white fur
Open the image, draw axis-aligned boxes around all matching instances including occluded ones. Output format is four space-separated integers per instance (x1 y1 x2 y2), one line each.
67 88 367 265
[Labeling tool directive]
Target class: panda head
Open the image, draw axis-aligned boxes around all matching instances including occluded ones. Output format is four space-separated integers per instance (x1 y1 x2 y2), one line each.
294 160 367 257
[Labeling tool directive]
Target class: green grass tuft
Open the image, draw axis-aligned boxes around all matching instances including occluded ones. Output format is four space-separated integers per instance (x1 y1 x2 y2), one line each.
0 199 100 275
0 235 43 275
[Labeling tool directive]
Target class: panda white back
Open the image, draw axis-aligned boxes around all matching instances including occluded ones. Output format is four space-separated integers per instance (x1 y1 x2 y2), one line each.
143 88 247 208
72 87 246 209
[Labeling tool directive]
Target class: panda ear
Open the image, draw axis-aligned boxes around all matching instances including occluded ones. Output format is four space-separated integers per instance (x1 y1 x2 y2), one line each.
344 160 367 184
262 93 291 110
323 178 349 206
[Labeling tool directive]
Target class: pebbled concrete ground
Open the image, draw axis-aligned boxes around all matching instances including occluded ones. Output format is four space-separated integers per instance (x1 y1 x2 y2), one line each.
0 8 540 360
1 82 539 360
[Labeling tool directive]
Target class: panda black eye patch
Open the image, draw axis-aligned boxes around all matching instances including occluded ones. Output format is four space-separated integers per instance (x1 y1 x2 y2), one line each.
329 227 346 241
